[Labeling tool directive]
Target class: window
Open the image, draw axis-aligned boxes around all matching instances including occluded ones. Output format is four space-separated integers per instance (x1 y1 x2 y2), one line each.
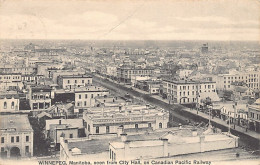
159 123 162 128
79 94 81 99
88 124 90 132
75 80 77 83
67 80 70 84
1 147 4 152
85 94 88 98
148 123 152 127
84 101 87 106
10 101 14 109
11 137 14 143
1 137 4 143
16 136 19 142
96 127 99 133
82 80 84 83
88 80 90 84
70 134 73 138
25 146 29 153
4 102 7 109
26 136 29 142
91 94 94 98
106 126 110 133
135 124 138 128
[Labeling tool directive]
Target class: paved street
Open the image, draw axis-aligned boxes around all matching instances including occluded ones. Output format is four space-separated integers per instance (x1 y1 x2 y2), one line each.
93 74 260 150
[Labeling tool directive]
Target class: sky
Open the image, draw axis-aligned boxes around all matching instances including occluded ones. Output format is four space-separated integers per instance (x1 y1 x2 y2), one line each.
0 0 259 41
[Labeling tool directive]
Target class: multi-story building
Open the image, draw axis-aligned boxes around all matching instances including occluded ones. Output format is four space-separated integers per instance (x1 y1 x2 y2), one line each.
0 114 34 158
248 99 260 133
177 69 193 79
57 74 92 89
163 79 218 104
216 71 260 91
83 104 169 135
0 73 24 91
0 64 35 75
74 86 109 111
0 92 20 111
28 85 52 111
117 66 154 84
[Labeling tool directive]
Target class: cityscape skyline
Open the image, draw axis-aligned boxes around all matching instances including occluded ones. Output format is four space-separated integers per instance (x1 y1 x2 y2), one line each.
0 0 259 41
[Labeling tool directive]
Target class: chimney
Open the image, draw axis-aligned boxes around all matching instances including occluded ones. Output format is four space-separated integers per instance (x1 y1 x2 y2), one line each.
117 126 124 137
120 133 127 142
161 138 169 157
200 135 205 143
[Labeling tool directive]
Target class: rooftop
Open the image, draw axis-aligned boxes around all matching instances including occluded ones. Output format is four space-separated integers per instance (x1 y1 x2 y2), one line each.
45 119 84 130
0 114 33 132
59 74 92 79
163 79 215 84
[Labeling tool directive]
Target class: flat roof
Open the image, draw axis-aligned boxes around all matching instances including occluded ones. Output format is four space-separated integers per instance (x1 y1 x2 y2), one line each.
163 79 215 84
0 114 33 132
59 75 92 78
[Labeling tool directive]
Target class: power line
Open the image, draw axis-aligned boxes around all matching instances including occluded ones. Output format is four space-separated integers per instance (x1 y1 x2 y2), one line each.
97 1 146 40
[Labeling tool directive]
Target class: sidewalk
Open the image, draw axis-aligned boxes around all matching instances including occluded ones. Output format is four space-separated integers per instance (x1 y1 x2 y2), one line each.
182 107 260 140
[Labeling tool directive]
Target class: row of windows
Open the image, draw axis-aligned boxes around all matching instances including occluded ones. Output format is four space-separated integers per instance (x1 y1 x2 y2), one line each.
250 112 260 120
173 89 215 96
167 84 215 90
1 136 30 143
77 101 87 107
110 149 116 161
78 94 95 99
94 123 162 134
32 94 49 100
180 98 196 103
127 70 153 74
0 76 20 80
224 74 258 80
224 79 258 84
67 80 90 84
3 101 15 109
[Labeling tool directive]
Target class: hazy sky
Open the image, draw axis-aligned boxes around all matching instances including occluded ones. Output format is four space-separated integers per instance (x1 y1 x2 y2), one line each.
0 0 259 40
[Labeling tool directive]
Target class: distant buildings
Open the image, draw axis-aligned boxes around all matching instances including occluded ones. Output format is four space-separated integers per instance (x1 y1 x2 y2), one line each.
0 114 34 158
216 71 260 91
0 73 24 91
117 66 154 84
201 43 208 54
